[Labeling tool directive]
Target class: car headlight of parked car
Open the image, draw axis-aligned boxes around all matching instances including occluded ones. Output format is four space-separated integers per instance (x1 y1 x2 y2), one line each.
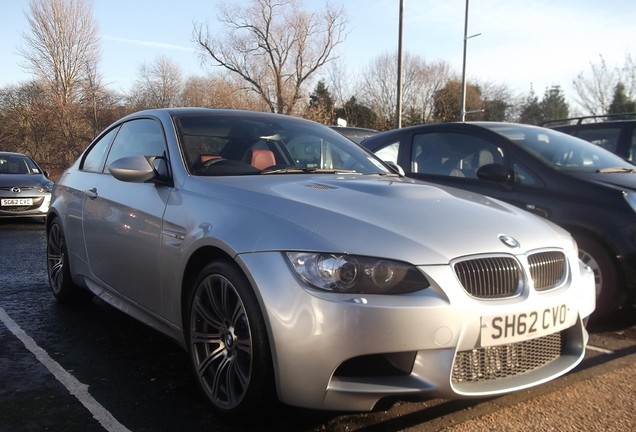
286 252 430 294
39 181 54 193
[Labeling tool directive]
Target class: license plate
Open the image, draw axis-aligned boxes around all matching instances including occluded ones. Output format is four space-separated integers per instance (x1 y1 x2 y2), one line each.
480 304 574 347
1 198 33 206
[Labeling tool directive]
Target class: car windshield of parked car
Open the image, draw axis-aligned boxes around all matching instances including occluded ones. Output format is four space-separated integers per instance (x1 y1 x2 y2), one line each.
481 123 635 172
0 155 41 175
175 114 391 176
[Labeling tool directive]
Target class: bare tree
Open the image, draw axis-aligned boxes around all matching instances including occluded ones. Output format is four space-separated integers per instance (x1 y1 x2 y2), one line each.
323 57 352 110
358 52 453 128
130 56 184 108
572 54 636 116
180 74 266 110
193 0 347 114
19 0 101 107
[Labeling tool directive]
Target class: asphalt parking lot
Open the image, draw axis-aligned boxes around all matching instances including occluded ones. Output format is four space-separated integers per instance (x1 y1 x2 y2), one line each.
0 219 634 431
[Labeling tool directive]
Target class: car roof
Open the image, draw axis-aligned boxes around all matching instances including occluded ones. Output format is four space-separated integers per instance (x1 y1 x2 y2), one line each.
125 107 315 121
361 121 509 143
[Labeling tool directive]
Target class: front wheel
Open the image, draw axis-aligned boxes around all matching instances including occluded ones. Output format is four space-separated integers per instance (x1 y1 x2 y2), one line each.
47 218 91 303
575 234 625 321
186 261 275 415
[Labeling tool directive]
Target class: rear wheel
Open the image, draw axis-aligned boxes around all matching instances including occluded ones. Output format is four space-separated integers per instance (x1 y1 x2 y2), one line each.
186 261 275 415
575 234 625 321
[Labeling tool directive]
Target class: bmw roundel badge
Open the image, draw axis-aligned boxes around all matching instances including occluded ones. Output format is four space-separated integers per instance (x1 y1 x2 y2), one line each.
498 234 520 248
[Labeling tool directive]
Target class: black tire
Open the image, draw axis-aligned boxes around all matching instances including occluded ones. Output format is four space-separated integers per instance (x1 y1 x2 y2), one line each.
575 234 625 321
186 261 275 415
46 218 92 303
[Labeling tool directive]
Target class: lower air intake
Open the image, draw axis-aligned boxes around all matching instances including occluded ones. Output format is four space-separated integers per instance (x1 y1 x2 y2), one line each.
452 332 562 384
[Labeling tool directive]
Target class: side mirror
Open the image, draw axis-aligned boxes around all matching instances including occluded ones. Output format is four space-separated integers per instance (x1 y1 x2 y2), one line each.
384 161 405 176
476 163 512 183
109 156 158 183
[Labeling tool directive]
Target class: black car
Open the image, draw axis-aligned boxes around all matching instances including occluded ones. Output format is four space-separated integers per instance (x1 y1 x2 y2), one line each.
362 122 636 320
543 114 636 162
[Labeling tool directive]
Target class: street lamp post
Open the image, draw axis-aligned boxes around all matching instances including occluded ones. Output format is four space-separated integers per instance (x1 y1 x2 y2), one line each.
460 0 480 122
396 0 404 129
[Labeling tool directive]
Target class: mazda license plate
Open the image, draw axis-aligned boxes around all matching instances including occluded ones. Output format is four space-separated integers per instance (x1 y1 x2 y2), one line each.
1 198 33 206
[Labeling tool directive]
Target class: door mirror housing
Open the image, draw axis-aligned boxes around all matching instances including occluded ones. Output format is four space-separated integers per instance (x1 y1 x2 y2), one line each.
476 163 512 183
384 161 405 176
108 156 171 185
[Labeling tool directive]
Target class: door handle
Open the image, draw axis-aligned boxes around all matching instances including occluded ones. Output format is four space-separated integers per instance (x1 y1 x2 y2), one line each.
85 188 98 200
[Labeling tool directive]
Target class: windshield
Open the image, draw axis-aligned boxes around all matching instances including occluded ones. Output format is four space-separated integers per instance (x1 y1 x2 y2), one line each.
0 154 41 175
479 123 635 172
174 114 391 176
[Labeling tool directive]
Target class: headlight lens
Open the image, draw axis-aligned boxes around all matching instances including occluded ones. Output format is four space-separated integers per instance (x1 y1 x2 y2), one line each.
39 181 54 193
286 252 430 294
625 191 636 213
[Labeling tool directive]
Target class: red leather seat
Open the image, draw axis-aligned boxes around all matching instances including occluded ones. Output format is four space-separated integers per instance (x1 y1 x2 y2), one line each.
245 149 276 170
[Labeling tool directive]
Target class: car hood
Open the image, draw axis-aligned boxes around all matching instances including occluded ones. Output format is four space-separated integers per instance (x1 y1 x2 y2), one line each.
0 174 50 188
185 174 572 265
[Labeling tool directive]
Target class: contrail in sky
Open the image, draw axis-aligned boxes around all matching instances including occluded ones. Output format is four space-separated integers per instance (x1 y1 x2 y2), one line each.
102 35 195 52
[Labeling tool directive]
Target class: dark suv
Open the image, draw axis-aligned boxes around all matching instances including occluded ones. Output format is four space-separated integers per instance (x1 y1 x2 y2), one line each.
543 114 636 162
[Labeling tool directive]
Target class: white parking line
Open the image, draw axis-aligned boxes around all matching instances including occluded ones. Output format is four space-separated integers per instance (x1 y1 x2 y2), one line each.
0 306 130 432
586 344 614 354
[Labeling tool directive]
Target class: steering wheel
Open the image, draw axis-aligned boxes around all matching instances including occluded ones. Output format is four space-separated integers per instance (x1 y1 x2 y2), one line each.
192 157 226 174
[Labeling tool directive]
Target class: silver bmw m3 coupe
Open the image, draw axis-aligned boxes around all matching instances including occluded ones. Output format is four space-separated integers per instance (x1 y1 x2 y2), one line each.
46 108 595 414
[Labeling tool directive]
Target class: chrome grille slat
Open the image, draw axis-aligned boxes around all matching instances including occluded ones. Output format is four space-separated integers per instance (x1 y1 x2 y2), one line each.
452 332 563 384
528 251 567 291
454 257 522 299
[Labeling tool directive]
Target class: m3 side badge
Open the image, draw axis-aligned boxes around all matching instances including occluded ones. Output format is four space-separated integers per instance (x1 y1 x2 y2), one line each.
498 234 520 248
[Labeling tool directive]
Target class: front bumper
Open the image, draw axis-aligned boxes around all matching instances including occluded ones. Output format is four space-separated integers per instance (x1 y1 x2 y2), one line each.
239 252 596 411
0 194 51 218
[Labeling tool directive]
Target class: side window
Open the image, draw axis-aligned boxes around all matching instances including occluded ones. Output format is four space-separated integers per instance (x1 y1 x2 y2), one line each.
81 127 119 173
374 141 400 164
629 129 636 162
576 127 621 154
411 132 503 178
104 119 166 174
513 162 543 187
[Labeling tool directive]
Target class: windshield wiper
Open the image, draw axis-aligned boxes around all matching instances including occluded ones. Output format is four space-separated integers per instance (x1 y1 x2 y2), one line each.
261 167 357 175
597 167 636 173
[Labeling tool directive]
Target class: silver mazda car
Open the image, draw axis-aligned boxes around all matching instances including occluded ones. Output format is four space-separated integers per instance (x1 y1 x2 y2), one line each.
0 151 53 220
47 108 595 414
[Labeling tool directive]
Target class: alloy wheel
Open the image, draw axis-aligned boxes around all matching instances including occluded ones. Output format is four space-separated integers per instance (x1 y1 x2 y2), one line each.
47 222 66 295
189 273 253 410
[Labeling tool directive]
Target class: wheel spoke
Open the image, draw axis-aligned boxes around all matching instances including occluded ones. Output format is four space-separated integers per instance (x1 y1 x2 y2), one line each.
230 355 250 390
192 295 224 330
197 344 226 378
190 329 221 345
235 335 252 356
210 354 234 403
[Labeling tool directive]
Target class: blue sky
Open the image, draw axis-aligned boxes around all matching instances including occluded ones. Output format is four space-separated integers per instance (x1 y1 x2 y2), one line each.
1 0 635 101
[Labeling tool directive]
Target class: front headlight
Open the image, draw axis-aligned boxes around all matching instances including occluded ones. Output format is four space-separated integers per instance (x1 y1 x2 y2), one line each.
625 191 636 213
39 181 54 193
285 252 430 294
